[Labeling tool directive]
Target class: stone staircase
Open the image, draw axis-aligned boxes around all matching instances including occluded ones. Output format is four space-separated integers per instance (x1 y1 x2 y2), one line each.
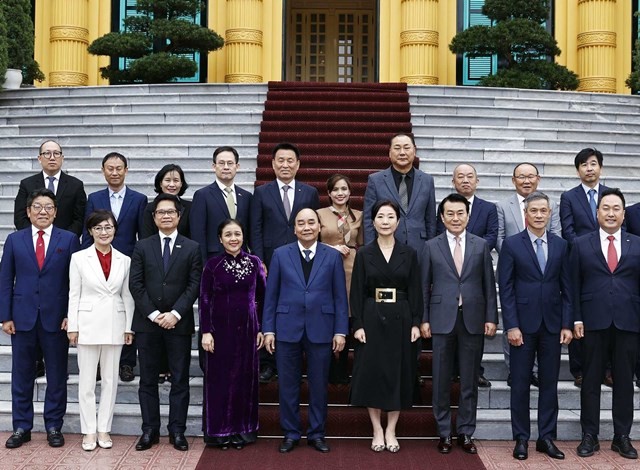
1 83 640 439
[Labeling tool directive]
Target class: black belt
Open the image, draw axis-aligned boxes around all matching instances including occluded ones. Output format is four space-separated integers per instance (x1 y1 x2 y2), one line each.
368 288 408 303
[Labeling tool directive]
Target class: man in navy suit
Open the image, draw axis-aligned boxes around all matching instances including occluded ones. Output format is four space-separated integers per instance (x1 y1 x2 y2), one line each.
572 188 640 460
250 142 320 383
190 146 252 264
363 133 436 252
498 192 572 461
560 148 610 388
1 188 80 449
83 152 147 381
263 208 348 454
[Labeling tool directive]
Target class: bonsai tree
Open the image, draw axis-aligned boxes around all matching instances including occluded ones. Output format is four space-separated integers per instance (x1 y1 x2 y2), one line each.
626 13 640 93
449 0 578 90
88 0 224 84
1 0 45 84
0 5 8 86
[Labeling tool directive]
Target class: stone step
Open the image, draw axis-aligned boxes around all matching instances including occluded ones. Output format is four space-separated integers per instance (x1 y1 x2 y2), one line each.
0 112 264 126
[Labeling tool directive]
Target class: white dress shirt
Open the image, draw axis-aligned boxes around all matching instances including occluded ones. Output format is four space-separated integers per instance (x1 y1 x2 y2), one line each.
147 230 182 322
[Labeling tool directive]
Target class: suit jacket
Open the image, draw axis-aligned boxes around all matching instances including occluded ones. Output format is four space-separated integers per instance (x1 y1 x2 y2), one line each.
623 202 640 237
82 187 147 256
190 183 252 262
0 226 80 332
14 172 87 236
570 230 640 333
142 199 192 239
67 246 135 344
496 193 561 252
363 167 436 251
129 233 202 335
420 232 498 335
436 196 498 251
262 242 349 344
498 230 572 334
560 183 609 243
250 180 320 267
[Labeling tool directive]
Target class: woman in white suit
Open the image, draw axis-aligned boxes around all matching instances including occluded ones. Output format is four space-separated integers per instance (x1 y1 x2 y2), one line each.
67 210 135 451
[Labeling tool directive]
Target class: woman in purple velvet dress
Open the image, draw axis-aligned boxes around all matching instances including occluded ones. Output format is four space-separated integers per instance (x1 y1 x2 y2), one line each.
199 219 266 450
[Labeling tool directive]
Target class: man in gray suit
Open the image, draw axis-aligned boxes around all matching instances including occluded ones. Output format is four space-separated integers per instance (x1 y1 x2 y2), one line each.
363 133 437 252
496 162 561 385
420 193 498 455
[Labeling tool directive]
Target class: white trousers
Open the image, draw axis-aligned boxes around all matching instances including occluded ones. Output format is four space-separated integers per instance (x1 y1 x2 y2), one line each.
77 344 123 434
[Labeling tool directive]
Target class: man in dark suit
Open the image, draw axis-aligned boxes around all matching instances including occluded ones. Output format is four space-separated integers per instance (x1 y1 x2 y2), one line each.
262 208 348 454
560 148 611 387
1 188 80 449
572 188 640 460
83 152 147 381
250 142 320 383
129 193 202 452
420 193 498 455
498 191 573 461
190 146 252 264
437 163 498 388
363 133 436 252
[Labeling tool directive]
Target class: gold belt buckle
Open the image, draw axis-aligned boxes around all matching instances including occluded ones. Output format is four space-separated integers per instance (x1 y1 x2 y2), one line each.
375 288 396 303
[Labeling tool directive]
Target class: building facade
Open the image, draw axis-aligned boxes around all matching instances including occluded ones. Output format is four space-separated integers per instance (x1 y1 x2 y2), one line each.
33 0 638 94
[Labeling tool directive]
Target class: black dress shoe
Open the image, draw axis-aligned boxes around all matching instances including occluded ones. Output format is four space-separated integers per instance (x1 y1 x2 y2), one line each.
478 374 491 388
603 372 614 388
308 438 330 453
437 436 452 454
135 431 159 451
119 364 135 382
169 432 189 451
577 433 599 457
204 435 230 449
47 428 65 447
530 374 539 387
457 434 477 454
536 438 564 459
513 439 528 460
230 434 245 450
36 360 45 378
574 375 583 388
259 366 277 383
5 429 31 449
278 438 299 453
612 435 638 459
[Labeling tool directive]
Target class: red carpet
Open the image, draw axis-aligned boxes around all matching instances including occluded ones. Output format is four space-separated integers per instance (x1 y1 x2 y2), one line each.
195 438 486 470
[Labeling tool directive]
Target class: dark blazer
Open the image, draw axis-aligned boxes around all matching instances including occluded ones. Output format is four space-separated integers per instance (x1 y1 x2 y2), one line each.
141 199 192 239
129 233 202 335
363 167 436 251
560 183 609 243
14 172 87 236
250 180 320 267
624 202 640 237
82 187 147 256
190 183 252 262
498 230 572 334
436 196 498 251
570 230 640 333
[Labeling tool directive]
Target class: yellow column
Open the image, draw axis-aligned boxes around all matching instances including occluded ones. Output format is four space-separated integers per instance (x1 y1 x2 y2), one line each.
225 0 263 83
399 0 439 84
48 0 89 87
577 0 617 93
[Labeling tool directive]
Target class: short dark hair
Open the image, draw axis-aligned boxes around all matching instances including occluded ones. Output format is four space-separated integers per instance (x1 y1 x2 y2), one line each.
152 193 183 214
154 164 188 196
27 188 56 208
217 218 245 239
512 162 539 177
213 146 240 164
371 200 400 220
85 210 118 233
272 142 300 160
389 133 416 148
101 152 128 168
574 148 603 169
523 191 550 209
598 188 626 209
438 193 470 216
39 140 62 154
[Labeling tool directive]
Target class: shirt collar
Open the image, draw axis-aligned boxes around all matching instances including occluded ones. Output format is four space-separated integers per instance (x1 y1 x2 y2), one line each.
42 170 62 181
109 186 127 198
215 179 234 192
32 224 53 237
446 230 466 242
527 229 548 244
599 228 621 241
159 230 179 245
582 183 598 196
466 195 475 206
297 240 318 255
516 193 525 205
277 179 296 191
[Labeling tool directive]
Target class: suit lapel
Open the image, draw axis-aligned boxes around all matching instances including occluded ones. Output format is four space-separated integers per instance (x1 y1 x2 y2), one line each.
150 235 165 275
588 232 609 272
165 234 186 275
382 169 403 211
387 243 408 274
618 231 631 270
21 229 39 270
520 231 542 275
407 171 423 214
267 181 288 221
86 248 111 291
56 172 69 200
118 189 135 222
509 195 524 231
307 244 327 286
209 184 231 217
467 198 482 233
460 234 475 277
287 244 306 286
575 185 596 229
42 228 62 271
236 187 249 217
436 234 458 276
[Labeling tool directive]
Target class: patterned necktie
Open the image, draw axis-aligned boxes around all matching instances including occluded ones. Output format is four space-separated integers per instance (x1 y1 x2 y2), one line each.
47 176 56 193
535 238 546 273
282 185 292 219
163 237 171 272
224 186 236 218
588 189 597 222
454 236 463 305
303 249 311 262
398 175 408 212
36 230 45 270
607 235 618 273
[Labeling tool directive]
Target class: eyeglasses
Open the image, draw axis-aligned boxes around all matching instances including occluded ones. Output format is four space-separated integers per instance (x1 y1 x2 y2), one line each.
92 226 115 233
154 209 179 217
31 204 55 213
215 161 237 168
39 151 63 159
514 174 539 181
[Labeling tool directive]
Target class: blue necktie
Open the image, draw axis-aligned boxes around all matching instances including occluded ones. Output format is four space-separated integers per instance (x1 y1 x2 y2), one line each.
535 238 546 273
47 176 55 193
588 189 597 223
163 237 171 272
303 249 311 262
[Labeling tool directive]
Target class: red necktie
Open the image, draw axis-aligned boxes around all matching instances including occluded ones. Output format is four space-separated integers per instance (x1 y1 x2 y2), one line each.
607 235 618 273
36 230 45 270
